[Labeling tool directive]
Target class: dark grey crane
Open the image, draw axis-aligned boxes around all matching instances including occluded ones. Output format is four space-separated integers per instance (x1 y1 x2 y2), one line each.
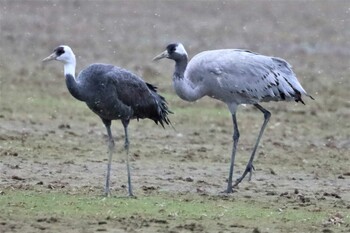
43 45 171 197
153 43 313 193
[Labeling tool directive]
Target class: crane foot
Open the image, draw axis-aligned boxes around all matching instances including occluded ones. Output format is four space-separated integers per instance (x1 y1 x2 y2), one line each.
233 163 255 187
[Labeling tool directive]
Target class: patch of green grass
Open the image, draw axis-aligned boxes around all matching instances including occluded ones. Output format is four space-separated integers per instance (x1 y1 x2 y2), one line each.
1 189 341 231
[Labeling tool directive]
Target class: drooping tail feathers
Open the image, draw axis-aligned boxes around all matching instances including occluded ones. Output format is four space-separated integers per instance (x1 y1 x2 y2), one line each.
264 58 315 105
146 83 173 128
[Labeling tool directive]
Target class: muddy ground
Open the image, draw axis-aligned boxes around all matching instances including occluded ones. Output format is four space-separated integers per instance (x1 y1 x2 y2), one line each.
0 1 349 232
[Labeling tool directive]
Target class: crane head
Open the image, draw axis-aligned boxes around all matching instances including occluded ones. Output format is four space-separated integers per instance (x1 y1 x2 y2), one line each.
42 45 76 65
153 43 188 61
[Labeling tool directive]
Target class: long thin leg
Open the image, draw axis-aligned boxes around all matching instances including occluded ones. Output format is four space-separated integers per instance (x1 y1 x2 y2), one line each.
226 113 240 193
233 104 271 187
103 119 114 197
122 119 133 197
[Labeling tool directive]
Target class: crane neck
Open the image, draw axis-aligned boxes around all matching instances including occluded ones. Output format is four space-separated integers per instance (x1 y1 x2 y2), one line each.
65 74 84 101
173 56 188 80
64 62 76 78
63 60 84 101
172 56 205 102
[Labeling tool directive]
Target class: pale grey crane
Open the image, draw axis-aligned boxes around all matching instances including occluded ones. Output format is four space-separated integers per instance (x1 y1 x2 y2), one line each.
153 43 313 193
43 45 171 197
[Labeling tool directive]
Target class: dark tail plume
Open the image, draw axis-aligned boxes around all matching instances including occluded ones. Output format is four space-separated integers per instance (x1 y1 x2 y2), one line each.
146 83 173 128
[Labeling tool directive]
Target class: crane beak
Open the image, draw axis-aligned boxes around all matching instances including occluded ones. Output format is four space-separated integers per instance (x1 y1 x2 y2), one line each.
42 53 57 63
152 50 169 61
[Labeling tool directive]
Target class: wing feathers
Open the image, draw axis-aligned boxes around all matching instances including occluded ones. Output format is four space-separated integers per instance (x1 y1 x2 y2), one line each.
219 52 309 103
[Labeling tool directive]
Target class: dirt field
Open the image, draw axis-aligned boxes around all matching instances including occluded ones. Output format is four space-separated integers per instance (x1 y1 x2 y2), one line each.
1 1 349 232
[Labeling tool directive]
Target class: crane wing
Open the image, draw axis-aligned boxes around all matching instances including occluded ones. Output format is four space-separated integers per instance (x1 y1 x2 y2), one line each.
107 67 170 124
190 49 308 103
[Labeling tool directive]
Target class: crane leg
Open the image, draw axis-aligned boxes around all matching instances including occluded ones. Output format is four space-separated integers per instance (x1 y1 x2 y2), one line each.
233 104 270 187
103 120 114 197
226 113 240 193
122 119 134 197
